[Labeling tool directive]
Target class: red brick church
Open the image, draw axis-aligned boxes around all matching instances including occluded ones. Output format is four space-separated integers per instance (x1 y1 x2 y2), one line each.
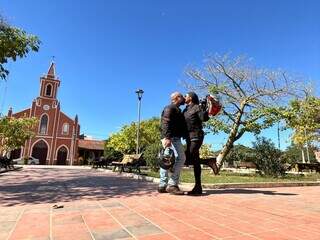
8 62 104 165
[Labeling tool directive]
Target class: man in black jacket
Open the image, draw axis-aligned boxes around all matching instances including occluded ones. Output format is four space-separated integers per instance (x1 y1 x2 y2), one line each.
159 92 187 195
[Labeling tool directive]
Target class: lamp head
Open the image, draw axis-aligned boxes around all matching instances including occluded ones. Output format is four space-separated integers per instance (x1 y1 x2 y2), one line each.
135 89 144 100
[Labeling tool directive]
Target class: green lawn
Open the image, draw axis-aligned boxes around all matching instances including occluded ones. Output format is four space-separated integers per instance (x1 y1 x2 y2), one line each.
142 168 320 184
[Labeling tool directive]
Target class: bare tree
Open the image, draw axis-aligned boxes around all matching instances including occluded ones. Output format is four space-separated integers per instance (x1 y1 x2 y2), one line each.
184 54 303 170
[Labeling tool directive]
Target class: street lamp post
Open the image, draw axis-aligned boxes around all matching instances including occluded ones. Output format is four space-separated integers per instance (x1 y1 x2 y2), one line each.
135 89 144 154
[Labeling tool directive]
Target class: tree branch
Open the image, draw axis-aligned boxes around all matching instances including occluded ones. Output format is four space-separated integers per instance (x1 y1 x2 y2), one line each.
214 59 247 97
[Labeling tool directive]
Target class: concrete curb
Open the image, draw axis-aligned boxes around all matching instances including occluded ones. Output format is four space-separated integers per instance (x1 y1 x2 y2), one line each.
95 168 320 189
21 165 93 170
21 165 320 189
201 181 320 189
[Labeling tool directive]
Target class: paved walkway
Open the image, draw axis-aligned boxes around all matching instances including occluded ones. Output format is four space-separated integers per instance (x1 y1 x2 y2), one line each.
0 168 320 240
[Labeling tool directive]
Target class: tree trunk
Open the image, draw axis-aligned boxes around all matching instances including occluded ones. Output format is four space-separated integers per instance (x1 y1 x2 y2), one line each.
216 136 236 169
216 102 245 170
216 124 239 169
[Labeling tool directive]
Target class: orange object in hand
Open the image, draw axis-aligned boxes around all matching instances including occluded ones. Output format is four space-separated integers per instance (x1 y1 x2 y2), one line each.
207 95 222 116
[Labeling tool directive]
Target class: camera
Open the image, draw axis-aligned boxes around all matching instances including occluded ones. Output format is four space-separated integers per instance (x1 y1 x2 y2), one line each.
199 96 209 110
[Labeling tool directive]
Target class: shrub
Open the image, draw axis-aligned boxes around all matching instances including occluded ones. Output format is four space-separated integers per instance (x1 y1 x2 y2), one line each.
144 143 161 172
104 147 123 162
224 144 255 167
252 137 286 177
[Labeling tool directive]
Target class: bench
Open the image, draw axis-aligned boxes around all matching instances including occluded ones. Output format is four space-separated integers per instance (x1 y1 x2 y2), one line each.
234 161 257 169
293 163 320 173
0 156 14 170
111 153 144 173
92 157 113 168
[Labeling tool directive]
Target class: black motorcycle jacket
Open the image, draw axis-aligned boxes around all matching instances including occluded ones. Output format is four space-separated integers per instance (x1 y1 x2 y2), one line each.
160 104 187 139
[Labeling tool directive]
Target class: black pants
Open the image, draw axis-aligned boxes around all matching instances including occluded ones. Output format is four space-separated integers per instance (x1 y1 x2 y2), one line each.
186 135 204 187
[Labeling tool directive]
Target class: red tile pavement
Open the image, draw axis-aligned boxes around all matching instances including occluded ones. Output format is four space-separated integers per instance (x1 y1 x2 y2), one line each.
0 168 319 240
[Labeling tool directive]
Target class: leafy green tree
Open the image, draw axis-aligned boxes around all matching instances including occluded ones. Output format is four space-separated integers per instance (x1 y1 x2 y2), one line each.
251 137 285 177
283 143 317 164
281 96 320 146
276 96 320 163
185 54 302 170
0 117 38 155
105 117 160 154
0 16 40 80
105 124 136 154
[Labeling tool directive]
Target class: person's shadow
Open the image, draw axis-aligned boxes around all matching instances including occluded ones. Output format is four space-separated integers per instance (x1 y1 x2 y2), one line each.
186 188 298 196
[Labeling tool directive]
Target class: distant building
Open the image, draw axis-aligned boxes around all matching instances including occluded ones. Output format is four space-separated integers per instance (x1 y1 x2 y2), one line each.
8 62 104 165
78 137 105 164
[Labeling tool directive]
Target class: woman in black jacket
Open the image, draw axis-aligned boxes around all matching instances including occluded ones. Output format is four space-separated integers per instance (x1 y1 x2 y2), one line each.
183 92 218 195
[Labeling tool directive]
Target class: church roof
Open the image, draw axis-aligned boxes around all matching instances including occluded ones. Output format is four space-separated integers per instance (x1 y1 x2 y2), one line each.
11 108 31 118
78 139 105 150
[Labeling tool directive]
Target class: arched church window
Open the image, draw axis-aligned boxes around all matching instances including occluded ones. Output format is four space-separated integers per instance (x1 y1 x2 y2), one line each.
39 115 48 134
45 84 52 96
62 123 69 135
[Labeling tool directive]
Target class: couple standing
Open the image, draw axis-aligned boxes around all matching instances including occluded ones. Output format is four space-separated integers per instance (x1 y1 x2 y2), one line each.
159 91 218 195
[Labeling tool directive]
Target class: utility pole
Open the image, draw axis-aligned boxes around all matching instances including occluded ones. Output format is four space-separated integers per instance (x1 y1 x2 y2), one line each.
277 121 281 150
304 128 310 163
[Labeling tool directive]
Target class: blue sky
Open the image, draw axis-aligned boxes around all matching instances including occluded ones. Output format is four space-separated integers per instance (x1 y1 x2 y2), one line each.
0 0 319 150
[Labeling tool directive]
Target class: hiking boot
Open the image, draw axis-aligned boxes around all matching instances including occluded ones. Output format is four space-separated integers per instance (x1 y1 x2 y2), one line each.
158 186 168 193
207 158 219 175
187 185 203 196
166 185 184 195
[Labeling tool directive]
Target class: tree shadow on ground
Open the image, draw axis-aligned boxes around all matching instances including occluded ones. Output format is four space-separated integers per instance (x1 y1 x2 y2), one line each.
201 188 298 196
0 168 158 207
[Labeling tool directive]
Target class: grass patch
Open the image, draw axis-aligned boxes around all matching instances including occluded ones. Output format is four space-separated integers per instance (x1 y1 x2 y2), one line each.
142 168 320 184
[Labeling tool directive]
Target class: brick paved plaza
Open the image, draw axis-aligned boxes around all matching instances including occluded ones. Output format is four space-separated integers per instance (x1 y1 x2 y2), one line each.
0 168 319 240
